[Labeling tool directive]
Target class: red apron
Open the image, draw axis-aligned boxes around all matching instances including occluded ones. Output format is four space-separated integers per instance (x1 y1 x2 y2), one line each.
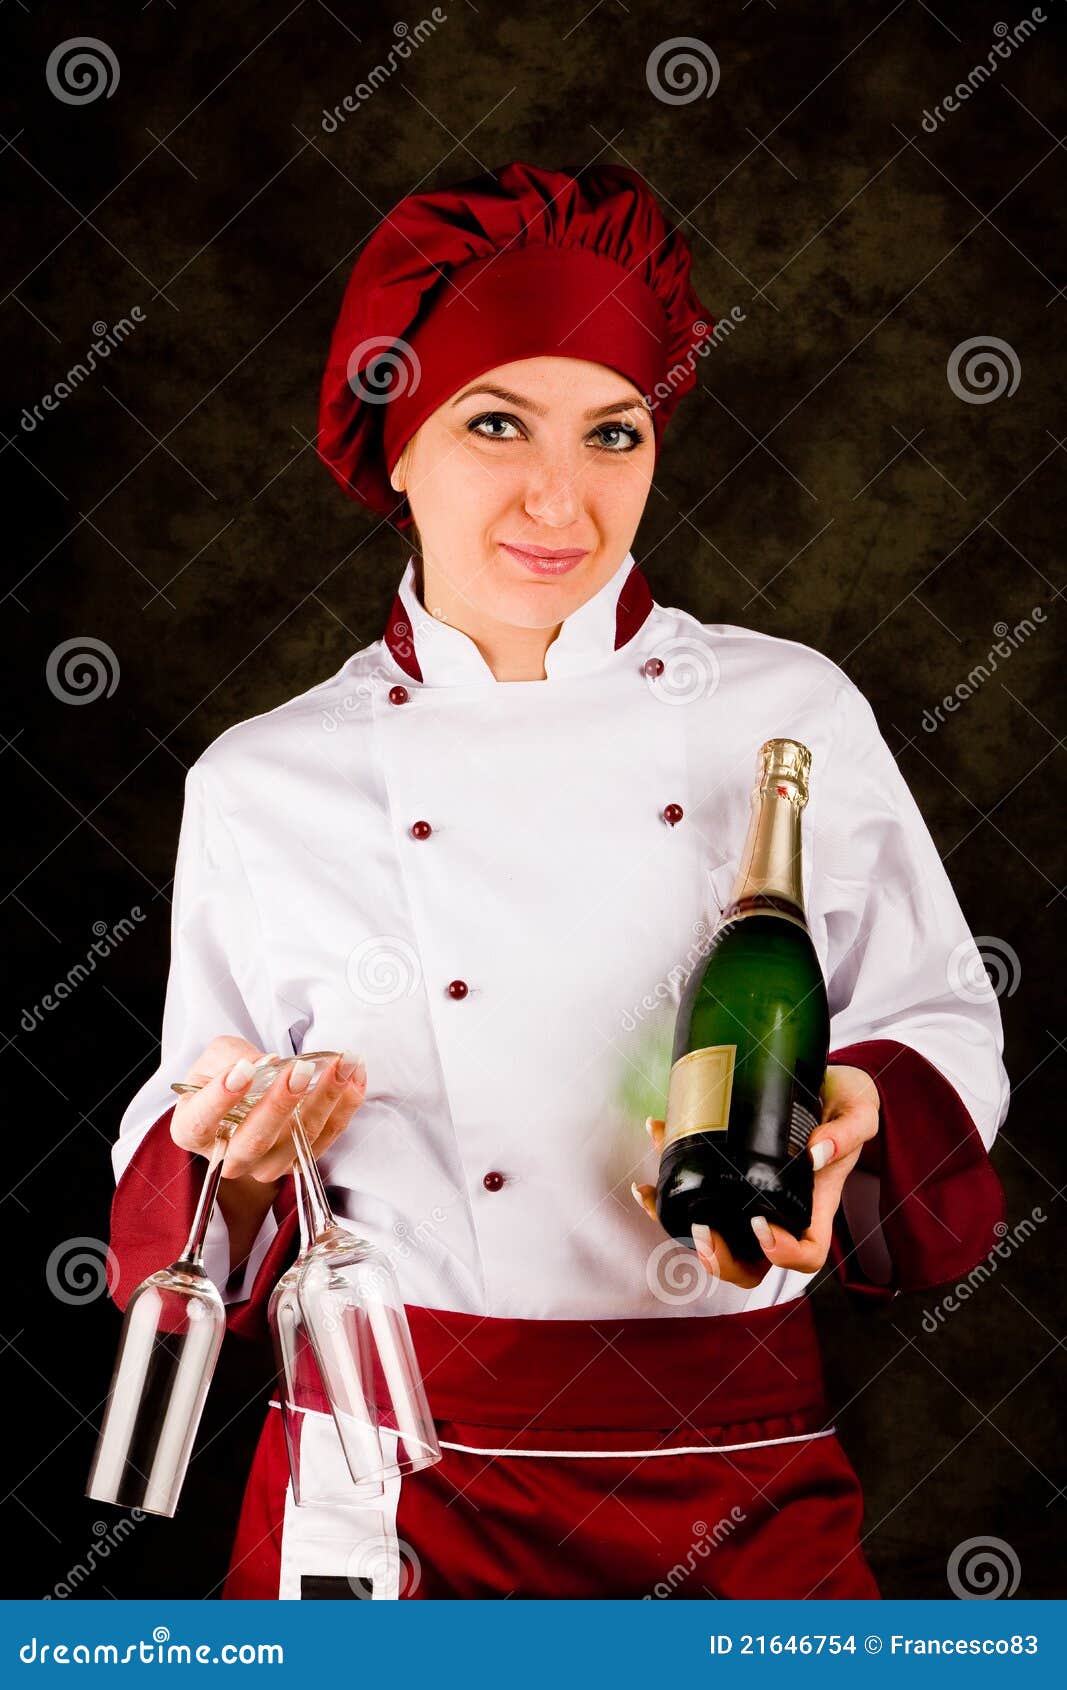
222 1294 880 1600
106 1038 1004 1600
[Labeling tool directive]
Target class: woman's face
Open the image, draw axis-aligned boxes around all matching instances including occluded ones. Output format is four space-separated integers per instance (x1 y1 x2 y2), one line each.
389 356 655 629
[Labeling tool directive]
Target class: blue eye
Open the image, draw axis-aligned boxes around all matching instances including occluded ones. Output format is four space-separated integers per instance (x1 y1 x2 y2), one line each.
465 412 646 451
592 422 644 452
468 413 524 440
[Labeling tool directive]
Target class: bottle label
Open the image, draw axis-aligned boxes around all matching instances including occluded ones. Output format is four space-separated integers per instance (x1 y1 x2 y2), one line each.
663 1045 736 1148
788 1099 819 1154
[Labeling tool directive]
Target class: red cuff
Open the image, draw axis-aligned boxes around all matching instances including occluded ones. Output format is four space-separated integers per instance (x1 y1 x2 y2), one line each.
108 1104 300 1351
825 1039 1007 1301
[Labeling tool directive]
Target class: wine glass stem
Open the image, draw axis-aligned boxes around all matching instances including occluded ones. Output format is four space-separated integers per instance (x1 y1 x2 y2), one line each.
180 1124 234 1265
290 1104 335 1240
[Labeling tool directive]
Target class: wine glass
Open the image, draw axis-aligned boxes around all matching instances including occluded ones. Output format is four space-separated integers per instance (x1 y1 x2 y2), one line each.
274 1054 441 1489
86 1054 280 1516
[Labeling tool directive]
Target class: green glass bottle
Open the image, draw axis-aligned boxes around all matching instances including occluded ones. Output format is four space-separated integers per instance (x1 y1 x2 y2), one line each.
655 739 829 1262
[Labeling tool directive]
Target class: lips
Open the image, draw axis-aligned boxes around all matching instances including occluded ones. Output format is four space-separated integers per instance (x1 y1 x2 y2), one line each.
499 542 589 576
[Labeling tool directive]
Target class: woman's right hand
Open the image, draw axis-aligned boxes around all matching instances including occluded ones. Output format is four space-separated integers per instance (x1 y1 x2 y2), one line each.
170 1035 368 1185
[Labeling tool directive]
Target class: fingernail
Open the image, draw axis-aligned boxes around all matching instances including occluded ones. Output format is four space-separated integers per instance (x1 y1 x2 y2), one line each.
336 1050 362 1082
810 1138 835 1172
645 1116 655 1139
692 1223 715 1257
630 1180 644 1207
287 1058 314 1094
224 1058 255 1091
751 1215 772 1242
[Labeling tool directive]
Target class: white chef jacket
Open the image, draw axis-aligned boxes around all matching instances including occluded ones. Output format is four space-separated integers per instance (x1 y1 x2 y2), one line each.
111 547 1010 1321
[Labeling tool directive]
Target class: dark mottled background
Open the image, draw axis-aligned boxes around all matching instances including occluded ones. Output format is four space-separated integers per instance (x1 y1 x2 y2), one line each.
3 0 1063 1601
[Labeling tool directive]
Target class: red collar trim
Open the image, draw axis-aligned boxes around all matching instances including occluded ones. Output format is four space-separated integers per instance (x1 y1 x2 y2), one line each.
382 562 654 683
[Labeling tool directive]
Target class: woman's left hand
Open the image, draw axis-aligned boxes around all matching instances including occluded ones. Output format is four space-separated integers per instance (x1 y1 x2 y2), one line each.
631 1064 881 1289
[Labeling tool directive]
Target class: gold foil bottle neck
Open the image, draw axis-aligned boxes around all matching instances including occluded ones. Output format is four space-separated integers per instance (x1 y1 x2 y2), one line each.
757 738 812 806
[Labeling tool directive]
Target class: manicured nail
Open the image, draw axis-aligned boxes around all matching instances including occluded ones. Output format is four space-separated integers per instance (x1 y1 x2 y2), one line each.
336 1050 362 1082
287 1058 314 1093
630 1180 644 1208
692 1223 716 1260
223 1058 255 1091
645 1116 655 1139
751 1215 773 1243
810 1138 835 1172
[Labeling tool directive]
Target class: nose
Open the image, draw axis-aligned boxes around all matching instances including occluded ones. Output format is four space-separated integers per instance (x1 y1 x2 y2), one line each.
522 448 583 529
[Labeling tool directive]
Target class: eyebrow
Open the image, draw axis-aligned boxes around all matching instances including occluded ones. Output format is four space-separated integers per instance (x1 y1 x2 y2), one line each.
450 384 649 421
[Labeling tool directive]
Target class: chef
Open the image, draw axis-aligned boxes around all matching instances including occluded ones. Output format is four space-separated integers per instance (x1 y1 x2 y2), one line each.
106 161 1009 1601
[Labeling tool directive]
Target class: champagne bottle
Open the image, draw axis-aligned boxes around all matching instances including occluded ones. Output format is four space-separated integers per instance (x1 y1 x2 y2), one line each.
655 739 829 1262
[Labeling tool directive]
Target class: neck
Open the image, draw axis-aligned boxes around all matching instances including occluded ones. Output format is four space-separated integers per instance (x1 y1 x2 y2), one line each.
416 552 561 682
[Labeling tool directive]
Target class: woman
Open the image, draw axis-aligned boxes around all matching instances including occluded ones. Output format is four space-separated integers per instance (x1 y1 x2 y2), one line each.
106 161 1009 1600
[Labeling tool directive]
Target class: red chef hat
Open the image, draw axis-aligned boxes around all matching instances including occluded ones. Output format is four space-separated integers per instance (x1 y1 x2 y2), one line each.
317 160 714 527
